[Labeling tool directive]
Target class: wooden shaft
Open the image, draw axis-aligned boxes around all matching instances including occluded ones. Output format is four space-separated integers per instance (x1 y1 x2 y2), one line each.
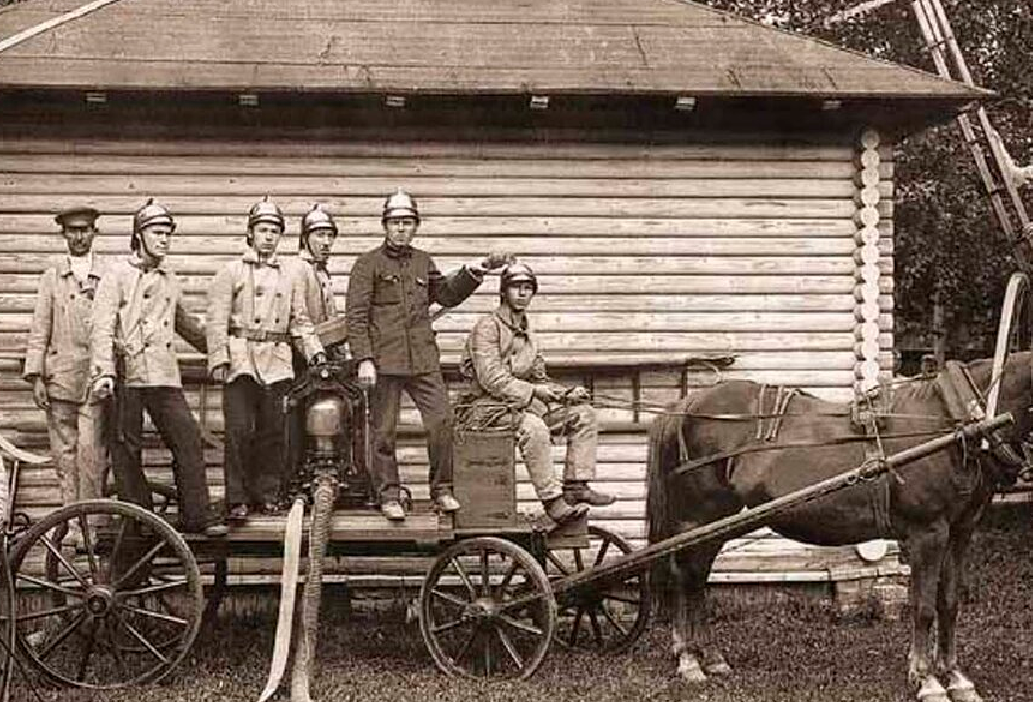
551 412 1012 594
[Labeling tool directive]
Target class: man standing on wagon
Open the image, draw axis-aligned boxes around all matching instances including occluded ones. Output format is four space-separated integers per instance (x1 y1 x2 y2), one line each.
90 199 225 536
292 204 340 329
207 198 326 521
460 263 614 524
24 206 107 520
346 188 511 520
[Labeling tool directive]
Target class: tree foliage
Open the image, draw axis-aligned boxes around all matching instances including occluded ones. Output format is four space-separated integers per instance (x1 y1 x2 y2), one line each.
707 0 1033 358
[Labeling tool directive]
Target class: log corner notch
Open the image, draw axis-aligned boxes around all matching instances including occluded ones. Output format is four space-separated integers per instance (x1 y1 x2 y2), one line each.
854 127 883 397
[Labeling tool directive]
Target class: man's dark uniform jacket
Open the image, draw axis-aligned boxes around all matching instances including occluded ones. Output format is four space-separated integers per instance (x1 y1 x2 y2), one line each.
346 243 482 375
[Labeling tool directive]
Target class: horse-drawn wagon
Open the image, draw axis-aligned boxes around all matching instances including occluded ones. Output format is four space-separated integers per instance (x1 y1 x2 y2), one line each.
0 319 1023 702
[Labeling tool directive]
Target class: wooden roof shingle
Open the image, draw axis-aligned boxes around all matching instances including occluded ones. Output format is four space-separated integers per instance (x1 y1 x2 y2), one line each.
0 0 984 101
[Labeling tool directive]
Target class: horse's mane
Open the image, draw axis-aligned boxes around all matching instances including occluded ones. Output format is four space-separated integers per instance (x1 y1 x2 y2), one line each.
886 373 941 408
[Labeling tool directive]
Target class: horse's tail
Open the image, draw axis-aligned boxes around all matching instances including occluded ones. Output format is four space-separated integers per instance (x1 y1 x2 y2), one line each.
645 395 692 616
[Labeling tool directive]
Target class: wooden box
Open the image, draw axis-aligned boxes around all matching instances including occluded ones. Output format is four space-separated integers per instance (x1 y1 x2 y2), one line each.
452 429 518 529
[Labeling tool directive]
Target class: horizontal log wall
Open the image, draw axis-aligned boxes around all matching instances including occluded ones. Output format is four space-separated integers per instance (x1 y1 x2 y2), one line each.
0 128 897 582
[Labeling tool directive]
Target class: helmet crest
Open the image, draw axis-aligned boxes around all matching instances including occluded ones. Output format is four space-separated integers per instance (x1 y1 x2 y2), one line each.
131 198 175 252
300 203 338 252
381 188 419 222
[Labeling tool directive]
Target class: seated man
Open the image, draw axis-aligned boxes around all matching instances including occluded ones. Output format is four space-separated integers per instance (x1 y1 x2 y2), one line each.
460 263 614 524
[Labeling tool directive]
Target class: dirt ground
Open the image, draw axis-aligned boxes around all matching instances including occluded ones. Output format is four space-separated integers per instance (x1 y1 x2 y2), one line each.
10 504 1033 702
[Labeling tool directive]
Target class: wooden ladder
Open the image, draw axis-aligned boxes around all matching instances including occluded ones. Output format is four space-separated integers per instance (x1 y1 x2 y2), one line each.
827 0 1032 266
910 0 1031 267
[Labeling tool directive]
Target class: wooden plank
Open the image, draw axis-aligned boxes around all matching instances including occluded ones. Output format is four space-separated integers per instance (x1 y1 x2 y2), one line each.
0 329 894 352
0 154 895 180
0 214 893 239
0 253 892 278
0 273 895 296
0 174 891 200
0 139 863 162
0 291 894 314
0 194 894 219
0 234 883 258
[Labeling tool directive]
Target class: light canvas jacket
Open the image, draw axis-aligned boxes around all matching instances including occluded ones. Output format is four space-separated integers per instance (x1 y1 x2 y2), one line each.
291 250 337 325
207 250 323 385
91 255 206 388
461 304 552 413
24 256 104 403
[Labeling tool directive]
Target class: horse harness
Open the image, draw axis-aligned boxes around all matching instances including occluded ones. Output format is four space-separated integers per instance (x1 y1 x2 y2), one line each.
668 373 984 481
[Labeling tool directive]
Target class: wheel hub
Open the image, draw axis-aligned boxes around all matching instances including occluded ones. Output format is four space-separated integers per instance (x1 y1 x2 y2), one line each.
464 597 498 620
85 586 115 617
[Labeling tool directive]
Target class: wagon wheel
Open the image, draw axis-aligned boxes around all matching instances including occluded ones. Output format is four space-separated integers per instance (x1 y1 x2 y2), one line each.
419 537 556 680
543 526 650 652
4 499 202 690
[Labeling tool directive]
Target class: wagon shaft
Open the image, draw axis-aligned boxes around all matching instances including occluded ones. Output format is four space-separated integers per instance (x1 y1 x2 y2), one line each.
550 412 1013 596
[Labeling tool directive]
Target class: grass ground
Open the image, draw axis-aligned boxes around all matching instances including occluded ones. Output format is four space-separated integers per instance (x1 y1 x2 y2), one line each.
10 504 1033 702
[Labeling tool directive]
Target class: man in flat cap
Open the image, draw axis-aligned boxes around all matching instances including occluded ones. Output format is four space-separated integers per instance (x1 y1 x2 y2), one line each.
91 199 225 536
24 206 107 527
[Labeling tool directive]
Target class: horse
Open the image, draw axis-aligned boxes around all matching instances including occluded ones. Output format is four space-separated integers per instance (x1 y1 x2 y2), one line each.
645 351 1032 702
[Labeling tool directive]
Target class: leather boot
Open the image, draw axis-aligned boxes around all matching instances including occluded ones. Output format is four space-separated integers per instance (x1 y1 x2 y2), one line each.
381 500 406 521
433 487 461 513
563 480 615 506
544 496 589 525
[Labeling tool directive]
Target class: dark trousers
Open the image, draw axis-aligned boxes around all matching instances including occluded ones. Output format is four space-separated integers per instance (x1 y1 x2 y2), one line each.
110 386 211 533
223 376 290 505
371 372 453 502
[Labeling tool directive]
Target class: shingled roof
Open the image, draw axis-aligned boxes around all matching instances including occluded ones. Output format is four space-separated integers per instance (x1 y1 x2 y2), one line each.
0 0 984 101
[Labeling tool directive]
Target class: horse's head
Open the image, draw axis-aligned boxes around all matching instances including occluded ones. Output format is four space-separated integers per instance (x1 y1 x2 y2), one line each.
967 350 1033 486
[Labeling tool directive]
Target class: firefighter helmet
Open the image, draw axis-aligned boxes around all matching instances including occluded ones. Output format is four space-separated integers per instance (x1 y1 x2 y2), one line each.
500 262 538 294
381 188 419 222
248 196 285 231
300 204 338 251
131 198 175 252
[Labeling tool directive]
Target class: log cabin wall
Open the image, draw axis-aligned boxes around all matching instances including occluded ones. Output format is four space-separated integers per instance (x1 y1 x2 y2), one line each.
0 97 900 585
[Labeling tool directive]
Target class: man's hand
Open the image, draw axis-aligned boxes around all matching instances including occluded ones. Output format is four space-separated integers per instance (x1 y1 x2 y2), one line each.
532 384 561 404
357 359 377 388
565 386 591 405
31 377 49 409
481 251 515 271
92 376 115 402
211 364 229 383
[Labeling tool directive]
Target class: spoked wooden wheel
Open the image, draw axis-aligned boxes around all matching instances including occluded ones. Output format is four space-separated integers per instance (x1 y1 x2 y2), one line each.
543 526 650 652
4 499 203 689
420 537 556 680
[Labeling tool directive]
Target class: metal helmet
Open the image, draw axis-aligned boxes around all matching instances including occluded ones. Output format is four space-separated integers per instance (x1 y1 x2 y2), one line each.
381 188 419 222
500 262 538 294
300 204 338 251
131 198 175 252
248 196 285 231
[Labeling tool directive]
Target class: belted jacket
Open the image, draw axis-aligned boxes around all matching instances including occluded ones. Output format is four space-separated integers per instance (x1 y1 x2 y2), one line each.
291 250 337 325
24 255 104 403
346 242 482 376
207 250 323 385
91 255 207 388
461 304 553 415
